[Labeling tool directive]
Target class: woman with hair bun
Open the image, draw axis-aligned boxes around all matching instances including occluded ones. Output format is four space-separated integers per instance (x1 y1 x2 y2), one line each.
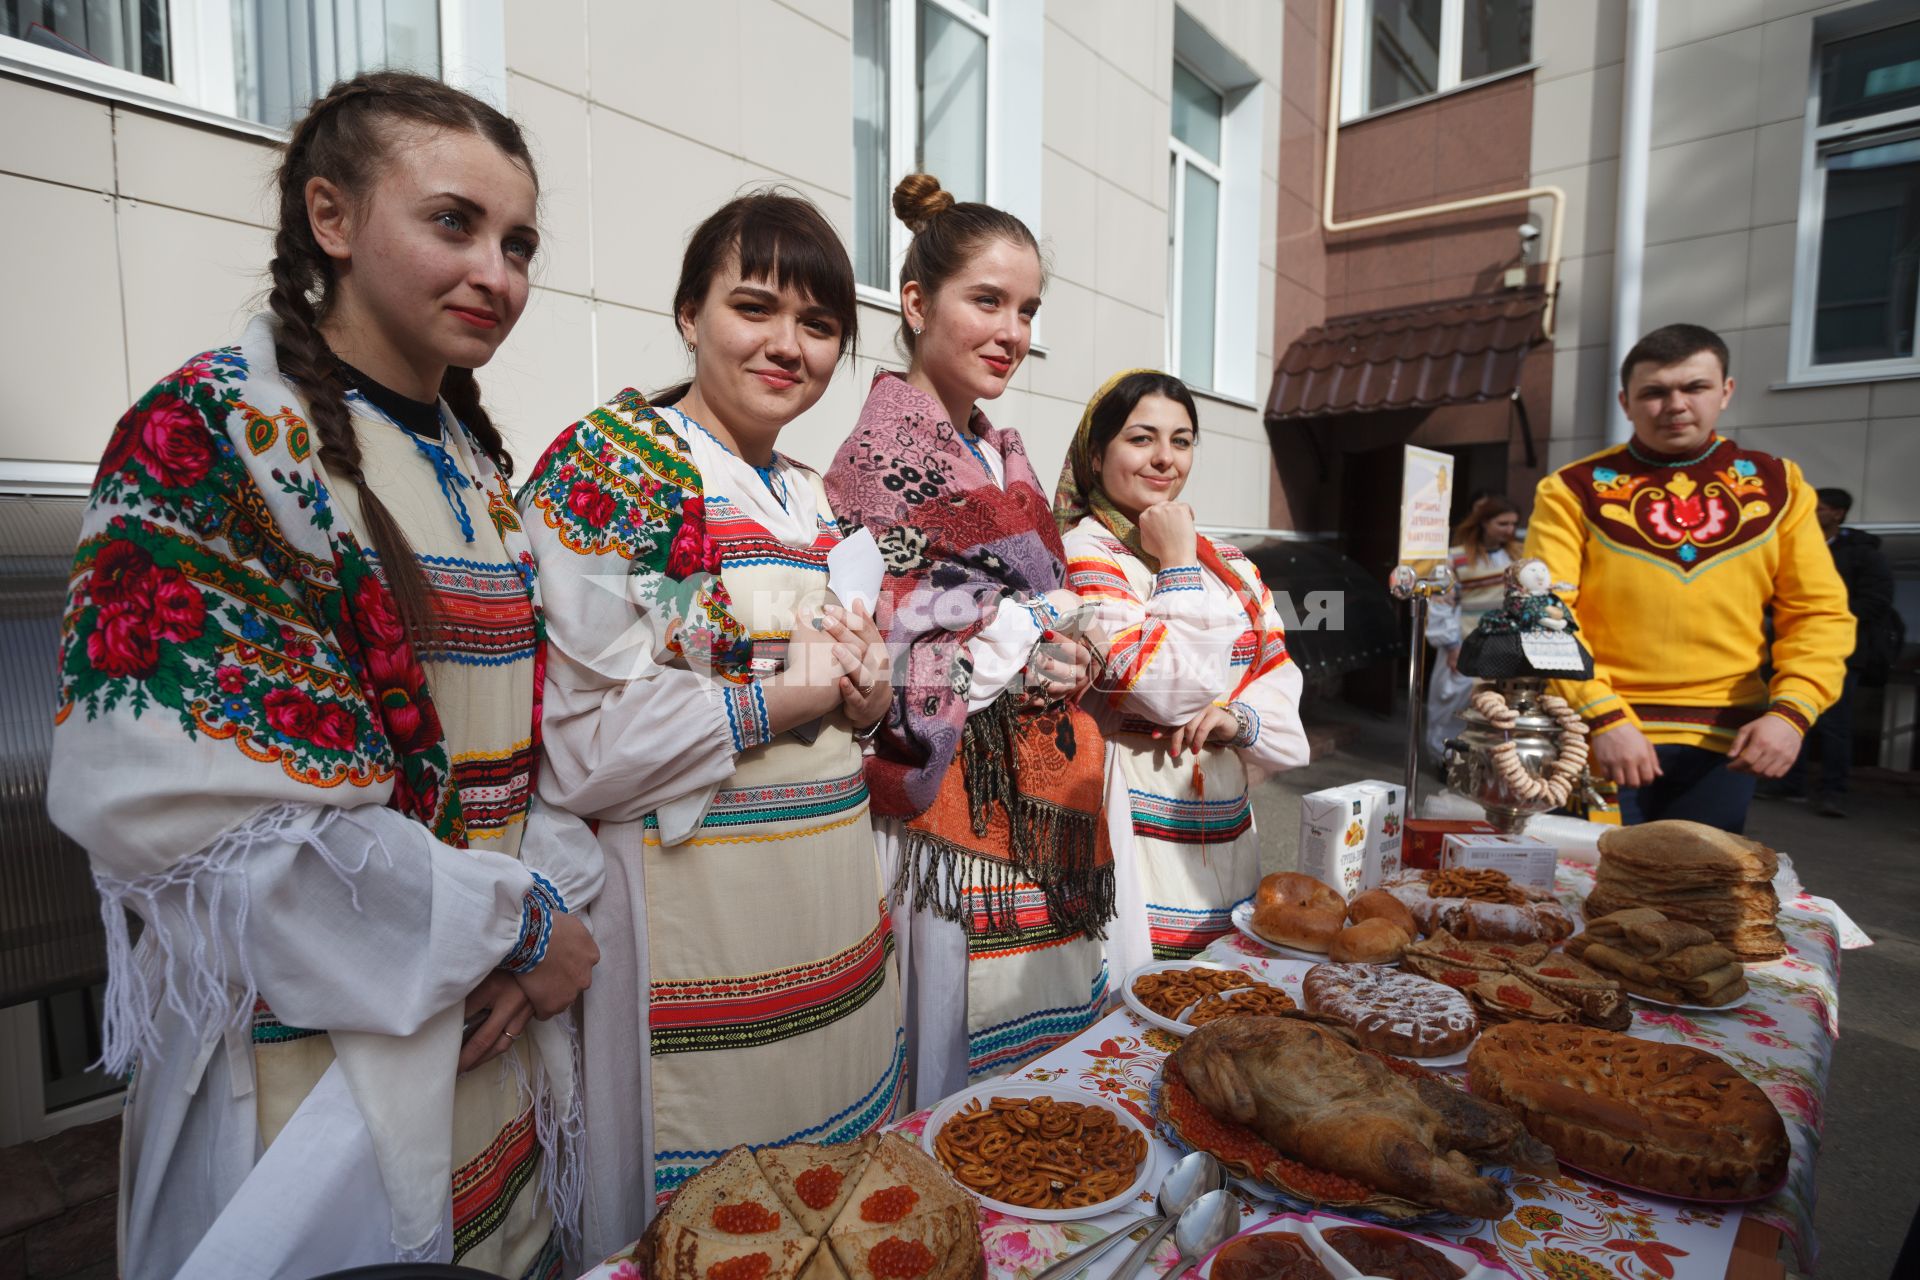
1424 495 1521 763
825 174 1112 1103
1055 370 1309 972
521 189 904 1254
47 72 600 1277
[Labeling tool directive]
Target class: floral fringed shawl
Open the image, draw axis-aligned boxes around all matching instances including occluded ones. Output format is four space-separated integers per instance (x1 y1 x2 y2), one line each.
46 314 562 1257
824 372 1113 938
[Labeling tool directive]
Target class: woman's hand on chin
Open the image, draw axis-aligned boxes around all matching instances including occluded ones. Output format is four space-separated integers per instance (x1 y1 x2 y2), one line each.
1137 500 1198 567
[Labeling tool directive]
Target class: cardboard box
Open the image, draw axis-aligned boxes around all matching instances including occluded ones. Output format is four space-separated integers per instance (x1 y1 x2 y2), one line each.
1401 818 1497 872
1352 780 1405 888
1298 785 1375 899
1441 832 1558 890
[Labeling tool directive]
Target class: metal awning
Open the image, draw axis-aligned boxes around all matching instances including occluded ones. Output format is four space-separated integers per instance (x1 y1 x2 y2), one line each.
1266 286 1549 422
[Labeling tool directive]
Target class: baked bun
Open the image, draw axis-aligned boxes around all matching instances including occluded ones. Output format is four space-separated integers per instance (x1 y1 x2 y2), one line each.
892 173 956 232
1255 872 1345 915
1329 918 1411 964
1252 901 1343 953
1347 888 1418 937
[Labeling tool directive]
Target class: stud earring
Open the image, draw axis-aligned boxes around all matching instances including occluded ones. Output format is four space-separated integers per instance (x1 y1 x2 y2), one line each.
911 325 924 336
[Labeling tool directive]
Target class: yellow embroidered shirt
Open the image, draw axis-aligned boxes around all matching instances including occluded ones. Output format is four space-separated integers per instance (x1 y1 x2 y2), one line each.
1523 435 1852 750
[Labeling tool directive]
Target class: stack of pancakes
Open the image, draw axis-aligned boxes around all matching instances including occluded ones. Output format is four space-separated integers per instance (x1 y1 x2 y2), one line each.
1566 908 1749 1005
1585 820 1785 961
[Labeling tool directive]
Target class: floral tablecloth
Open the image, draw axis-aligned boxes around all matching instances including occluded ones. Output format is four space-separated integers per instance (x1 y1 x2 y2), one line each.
580 862 1852 1280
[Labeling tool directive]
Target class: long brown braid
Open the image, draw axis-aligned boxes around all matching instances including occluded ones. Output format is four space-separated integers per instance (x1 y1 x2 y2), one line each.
267 70 537 644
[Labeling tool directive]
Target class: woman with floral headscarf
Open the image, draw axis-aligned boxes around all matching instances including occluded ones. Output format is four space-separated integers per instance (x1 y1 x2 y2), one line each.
1055 370 1309 973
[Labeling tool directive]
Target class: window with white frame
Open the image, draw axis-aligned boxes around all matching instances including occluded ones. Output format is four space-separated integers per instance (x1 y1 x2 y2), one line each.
1165 10 1264 399
1339 0 1532 120
851 0 1042 296
1790 14 1920 379
0 1 500 130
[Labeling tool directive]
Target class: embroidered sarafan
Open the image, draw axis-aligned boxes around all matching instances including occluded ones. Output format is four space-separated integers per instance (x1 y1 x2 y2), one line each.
1565 438 1787 574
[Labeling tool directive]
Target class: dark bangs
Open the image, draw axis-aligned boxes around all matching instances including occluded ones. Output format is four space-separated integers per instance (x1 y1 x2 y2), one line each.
673 189 859 359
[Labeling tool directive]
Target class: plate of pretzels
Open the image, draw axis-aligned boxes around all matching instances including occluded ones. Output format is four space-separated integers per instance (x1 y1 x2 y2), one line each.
921 1082 1158 1221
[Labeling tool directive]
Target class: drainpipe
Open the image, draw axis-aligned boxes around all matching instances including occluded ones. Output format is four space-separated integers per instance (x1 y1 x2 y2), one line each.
1322 0 1567 335
1609 0 1659 445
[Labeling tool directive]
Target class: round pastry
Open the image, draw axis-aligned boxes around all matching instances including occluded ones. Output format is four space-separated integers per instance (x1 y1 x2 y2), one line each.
1252 901 1343 953
1347 888 1419 937
1329 918 1411 964
1255 871 1345 915
1302 962 1480 1057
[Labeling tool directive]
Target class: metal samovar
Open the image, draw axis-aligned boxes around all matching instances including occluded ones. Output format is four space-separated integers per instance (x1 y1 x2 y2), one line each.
1437 560 1595 833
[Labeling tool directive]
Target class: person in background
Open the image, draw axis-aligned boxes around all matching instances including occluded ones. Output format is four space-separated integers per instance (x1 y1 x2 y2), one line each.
1055 369 1308 976
46 72 601 1278
1423 495 1522 766
1763 486 1897 817
521 191 903 1255
826 174 1111 1106
1524 323 1853 834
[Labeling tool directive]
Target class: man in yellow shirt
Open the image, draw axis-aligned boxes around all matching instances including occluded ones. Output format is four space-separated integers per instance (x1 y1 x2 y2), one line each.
1524 324 1853 833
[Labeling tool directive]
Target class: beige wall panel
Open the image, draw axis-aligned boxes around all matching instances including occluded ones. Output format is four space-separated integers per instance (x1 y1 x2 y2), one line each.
1757 12 1817 126
0 177 126 463
1097 0 1168 96
1641 230 1752 336
1549 342 1616 443
1869 380 1920 418
114 111 275 227
1744 222 1798 328
593 300 682 403
504 0 587 89
1726 327 1870 427
738 0 853 196
1860 417 1920 523
119 201 271 398
1092 294 1164 390
511 75 594 299
1763 0 1843 18
1047 0 1103 59
1040 155 1099 289
1530 63 1622 171
1095 60 1162 205
1533 159 1618 260
478 287 595 468
1533 0 1627 77
589 0 743 155
1550 252 1616 353
1025 278 1097 406
0 79 114 192
1645 134 1757 245
1547 434 1612 471
1657 0 1769 48
778 349 868 473
1093 178 1168 316
588 106 744 313
1044 22 1101 171
1750 119 1807 228
1650 28 1764 148
772 0 853 37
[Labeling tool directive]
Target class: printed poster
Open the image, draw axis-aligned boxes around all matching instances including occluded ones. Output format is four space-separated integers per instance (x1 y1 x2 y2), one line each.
1398 444 1454 569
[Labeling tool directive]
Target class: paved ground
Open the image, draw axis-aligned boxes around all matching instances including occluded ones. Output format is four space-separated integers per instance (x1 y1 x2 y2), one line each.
1261 698 1919 1280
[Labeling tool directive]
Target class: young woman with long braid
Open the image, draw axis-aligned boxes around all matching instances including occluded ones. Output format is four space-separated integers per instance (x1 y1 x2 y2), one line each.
47 72 601 1279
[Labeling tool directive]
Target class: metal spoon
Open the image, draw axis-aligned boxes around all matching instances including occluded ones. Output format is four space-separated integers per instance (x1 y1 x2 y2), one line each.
1101 1152 1230 1280
1154 1188 1241 1279
1027 1151 1223 1280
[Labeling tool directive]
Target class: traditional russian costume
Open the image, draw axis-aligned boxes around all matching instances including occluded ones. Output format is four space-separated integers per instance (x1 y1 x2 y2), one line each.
520 392 905 1261
48 316 599 1280
1053 370 1308 977
825 372 1114 1107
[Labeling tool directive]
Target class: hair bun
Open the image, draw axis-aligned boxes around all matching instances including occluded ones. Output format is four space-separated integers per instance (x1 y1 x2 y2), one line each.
892 173 956 234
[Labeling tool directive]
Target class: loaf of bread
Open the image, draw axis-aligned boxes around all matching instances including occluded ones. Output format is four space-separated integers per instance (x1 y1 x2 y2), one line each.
1347 888 1419 938
1467 1023 1788 1201
1329 918 1411 964
1252 901 1343 953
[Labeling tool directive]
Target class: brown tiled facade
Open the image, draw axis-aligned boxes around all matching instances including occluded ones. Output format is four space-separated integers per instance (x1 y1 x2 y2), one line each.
1267 0 1553 540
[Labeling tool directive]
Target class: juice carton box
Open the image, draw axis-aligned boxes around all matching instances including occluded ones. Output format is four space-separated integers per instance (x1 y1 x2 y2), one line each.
1298 785 1377 899
1351 780 1405 888
1440 832 1558 890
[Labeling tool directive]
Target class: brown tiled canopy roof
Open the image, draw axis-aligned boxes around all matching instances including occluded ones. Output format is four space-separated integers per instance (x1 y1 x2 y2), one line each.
1266 286 1548 422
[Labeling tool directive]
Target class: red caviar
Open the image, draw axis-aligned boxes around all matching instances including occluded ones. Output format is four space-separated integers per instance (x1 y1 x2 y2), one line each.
795 1165 843 1211
868 1237 936 1279
1162 1066 1372 1201
860 1185 919 1223
707 1254 772 1280
711 1202 780 1234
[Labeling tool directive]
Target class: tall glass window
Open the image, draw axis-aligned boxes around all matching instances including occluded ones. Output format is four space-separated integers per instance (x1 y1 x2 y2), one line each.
2 0 170 81
1169 61 1225 388
1350 0 1532 117
918 0 987 203
853 0 892 288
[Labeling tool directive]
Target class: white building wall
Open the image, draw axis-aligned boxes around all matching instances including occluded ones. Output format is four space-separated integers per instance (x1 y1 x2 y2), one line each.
0 0 1284 529
1530 0 1919 525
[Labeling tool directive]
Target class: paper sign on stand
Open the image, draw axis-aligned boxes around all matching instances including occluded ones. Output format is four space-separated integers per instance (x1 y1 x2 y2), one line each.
1397 444 1455 571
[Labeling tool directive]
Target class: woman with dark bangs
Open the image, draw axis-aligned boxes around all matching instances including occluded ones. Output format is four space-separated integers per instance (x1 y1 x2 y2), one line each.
520 190 904 1253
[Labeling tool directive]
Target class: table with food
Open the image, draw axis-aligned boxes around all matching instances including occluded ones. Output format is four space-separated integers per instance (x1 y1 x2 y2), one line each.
577 815 1861 1280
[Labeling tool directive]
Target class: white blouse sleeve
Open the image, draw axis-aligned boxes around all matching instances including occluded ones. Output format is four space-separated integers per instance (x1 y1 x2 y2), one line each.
1065 538 1247 725
1225 577 1311 782
962 600 1046 712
